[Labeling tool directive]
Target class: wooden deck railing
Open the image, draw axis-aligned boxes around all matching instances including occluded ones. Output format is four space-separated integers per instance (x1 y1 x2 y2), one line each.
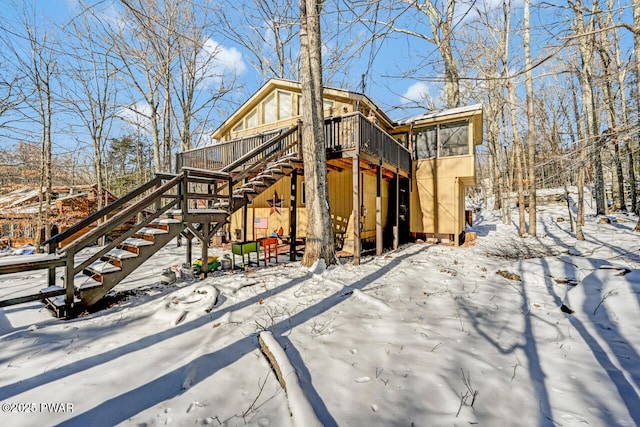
324 113 411 172
176 113 411 174
176 129 284 172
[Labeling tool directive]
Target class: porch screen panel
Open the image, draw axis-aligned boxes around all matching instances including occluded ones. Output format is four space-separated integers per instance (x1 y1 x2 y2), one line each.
439 121 469 157
414 126 437 159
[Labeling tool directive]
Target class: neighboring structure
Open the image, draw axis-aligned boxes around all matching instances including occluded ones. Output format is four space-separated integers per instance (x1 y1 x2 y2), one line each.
0 185 118 248
177 78 483 256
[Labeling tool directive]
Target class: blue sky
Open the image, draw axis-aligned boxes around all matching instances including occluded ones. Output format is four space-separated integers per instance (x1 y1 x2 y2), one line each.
1 0 636 154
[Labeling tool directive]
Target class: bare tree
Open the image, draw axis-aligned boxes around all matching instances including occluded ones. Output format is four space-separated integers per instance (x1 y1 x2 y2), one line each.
172 2 238 151
9 6 59 250
62 13 119 213
299 0 335 266
631 0 640 230
217 0 298 81
570 0 606 218
594 0 625 211
524 0 537 236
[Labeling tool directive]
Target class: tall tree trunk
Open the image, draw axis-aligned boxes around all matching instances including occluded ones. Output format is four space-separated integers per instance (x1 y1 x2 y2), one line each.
572 0 605 219
299 0 334 266
508 81 526 236
628 140 637 213
595 2 625 211
632 0 640 230
524 0 536 236
569 67 586 240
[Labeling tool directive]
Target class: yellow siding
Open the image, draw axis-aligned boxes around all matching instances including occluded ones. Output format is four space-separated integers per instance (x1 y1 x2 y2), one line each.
229 166 390 243
410 156 473 236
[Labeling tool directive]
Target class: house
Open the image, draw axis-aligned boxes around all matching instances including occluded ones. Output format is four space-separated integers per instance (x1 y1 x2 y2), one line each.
176 78 483 261
0 80 481 315
0 185 119 248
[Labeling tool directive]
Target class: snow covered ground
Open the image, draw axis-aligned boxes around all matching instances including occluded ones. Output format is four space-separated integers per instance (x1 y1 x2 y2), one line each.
1 191 639 426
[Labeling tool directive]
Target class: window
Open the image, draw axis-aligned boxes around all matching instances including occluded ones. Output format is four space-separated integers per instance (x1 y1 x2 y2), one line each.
263 94 276 124
439 121 469 157
233 122 244 132
413 121 469 159
278 91 292 120
246 109 258 128
414 126 437 159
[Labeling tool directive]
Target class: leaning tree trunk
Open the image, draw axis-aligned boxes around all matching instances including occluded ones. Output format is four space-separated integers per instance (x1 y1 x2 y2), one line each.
299 0 335 266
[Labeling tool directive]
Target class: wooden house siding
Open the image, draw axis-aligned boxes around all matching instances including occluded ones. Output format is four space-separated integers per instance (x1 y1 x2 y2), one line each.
177 78 482 250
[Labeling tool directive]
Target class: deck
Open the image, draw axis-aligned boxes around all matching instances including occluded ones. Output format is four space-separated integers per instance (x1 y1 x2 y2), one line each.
176 112 411 178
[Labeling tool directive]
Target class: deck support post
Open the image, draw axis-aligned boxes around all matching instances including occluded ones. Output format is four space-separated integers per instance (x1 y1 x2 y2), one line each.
376 163 383 256
394 172 399 250
353 155 361 265
64 249 75 317
201 222 210 278
47 241 56 287
242 194 248 242
289 169 298 261
186 232 193 271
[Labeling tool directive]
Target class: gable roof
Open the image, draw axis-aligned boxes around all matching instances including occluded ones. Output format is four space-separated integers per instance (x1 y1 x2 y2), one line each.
212 78 393 139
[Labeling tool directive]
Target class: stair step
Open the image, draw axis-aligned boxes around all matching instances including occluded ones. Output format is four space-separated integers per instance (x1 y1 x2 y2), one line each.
264 167 286 175
151 218 182 225
44 295 80 309
137 227 169 236
236 187 258 194
74 273 103 290
273 162 293 169
187 208 227 215
121 237 155 247
86 260 121 274
256 173 277 181
105 248 139 260
40 286 81 310
40 285 64 295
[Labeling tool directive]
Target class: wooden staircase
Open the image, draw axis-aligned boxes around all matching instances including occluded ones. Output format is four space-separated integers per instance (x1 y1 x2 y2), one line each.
35 169 231 317
0 125 303 318
217 154 302 211
73 218 203 307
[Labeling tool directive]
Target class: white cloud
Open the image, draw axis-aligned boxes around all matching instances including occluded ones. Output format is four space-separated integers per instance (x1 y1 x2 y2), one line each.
196 38 246 88
401 82 433 105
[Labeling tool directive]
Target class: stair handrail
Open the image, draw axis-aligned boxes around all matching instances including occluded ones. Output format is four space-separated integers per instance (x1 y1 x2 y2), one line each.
43 176 163 251
58 174 182 255
71 195 180 277
231 138 300 187
221 124 300 173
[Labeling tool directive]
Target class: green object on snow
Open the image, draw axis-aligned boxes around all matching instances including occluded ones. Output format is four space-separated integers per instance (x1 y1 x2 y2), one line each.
193 256 220 274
